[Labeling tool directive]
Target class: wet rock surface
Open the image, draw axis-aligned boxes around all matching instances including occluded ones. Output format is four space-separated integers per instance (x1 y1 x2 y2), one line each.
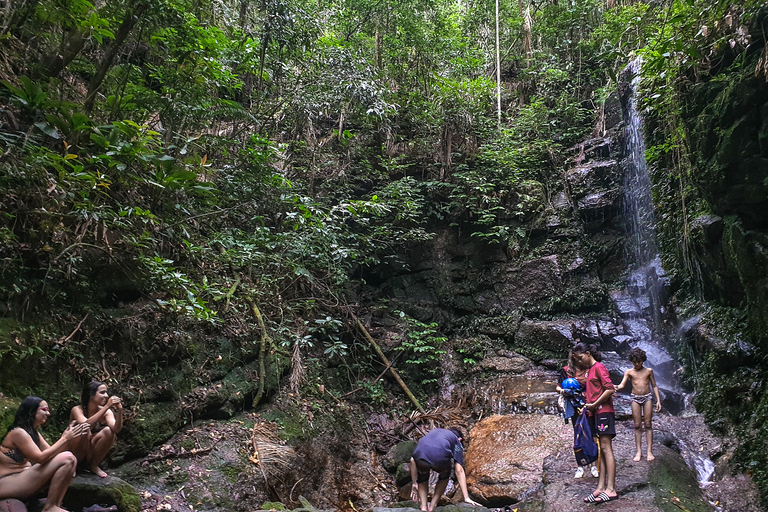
63 473 141 512
464 414 568 505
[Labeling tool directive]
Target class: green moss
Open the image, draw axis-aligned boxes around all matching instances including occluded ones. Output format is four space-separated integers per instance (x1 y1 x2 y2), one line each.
0 396 18 438
64 475 142 512
114 402 186 462
649 450 711 512
218 461 242 484
260 501 287 510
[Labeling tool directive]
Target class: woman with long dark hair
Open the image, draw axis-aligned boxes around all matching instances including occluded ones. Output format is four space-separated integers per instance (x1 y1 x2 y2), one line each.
571 343 618 504
0 396 89 511
69 381 123 478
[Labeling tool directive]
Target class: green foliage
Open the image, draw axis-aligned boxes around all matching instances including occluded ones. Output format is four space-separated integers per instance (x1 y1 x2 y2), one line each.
393 311 446 387
1 76 49 114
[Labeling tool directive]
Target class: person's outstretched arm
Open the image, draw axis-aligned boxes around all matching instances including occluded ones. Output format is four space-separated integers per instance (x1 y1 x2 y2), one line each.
614 369 630 392
454 463 480 506
7 423 89 465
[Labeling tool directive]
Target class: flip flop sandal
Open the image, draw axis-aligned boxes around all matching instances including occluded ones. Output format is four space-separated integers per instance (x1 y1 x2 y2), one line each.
583 493 597 503
593 492 618 503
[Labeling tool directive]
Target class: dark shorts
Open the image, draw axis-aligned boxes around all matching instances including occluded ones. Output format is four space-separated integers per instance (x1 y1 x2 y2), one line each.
588 412 616 438
414 458 452 483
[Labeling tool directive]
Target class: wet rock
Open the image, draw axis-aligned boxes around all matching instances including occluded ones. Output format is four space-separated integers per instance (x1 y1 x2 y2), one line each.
478 354 533 374
395 462 412 487
610 289 643 317
382 441 417 473
538 418 712 512
599 350 629 383
565 158 622 227
470 315 521 338
469 373 560 416
629 339 676 378
63 473 141 512
464 414 569 505
611 394 633 421
691 214 724 245
657 387 685 416
513 319 572 358
539 359 562 370
482 256 564 312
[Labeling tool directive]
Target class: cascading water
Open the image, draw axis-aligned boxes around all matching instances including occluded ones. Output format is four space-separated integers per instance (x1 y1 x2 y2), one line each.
617 59 676 385
619 59 715 488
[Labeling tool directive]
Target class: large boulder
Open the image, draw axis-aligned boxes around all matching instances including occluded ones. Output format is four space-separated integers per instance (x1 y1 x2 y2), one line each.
565 160 622 226
513 319 573 358
464 414 569 506
63 473 141 512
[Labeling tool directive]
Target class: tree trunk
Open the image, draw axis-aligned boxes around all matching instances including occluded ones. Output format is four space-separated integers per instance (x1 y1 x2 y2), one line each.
84 3 148 113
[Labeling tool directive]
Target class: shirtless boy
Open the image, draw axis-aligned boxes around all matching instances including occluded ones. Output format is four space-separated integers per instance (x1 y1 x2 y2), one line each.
615 348 662 461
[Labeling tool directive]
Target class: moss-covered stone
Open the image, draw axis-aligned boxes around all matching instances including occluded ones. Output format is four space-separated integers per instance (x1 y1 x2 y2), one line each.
383 440 417 473
113 401 186 462
649 450 711 512
64 474 141 512
0 396 18 438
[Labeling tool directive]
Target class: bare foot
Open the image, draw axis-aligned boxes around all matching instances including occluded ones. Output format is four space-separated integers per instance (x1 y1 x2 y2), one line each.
91 465 108 478
42 506 70 512
647 453 655 461
633 453 642 462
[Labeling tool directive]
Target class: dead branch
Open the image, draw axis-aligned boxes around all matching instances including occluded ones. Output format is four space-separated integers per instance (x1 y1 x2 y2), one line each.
353 316 425 413
143 439 220 464
59 313 89 345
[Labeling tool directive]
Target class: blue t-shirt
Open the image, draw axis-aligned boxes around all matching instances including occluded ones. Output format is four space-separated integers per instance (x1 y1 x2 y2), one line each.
412 428 464 468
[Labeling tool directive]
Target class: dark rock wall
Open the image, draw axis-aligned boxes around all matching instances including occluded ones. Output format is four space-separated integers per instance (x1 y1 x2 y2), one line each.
652 17 768 504
682 61 768 338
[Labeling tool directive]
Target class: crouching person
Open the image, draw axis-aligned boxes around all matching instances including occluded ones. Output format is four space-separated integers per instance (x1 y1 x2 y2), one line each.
409 427 481 511
0 396 89 512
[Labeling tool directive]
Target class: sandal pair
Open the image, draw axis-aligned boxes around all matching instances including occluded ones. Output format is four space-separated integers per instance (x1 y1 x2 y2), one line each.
584 492 618 503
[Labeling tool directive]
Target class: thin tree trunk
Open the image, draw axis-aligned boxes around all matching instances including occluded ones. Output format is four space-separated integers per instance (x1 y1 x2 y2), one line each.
84 3 147 113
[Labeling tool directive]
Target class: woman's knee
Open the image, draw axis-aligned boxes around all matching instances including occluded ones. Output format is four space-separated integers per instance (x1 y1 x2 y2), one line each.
54 451 78 467
99 426 115 440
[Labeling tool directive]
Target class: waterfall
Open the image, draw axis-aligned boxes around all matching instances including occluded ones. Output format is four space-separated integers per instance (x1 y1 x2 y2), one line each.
616 58 675 387
619 59 716 489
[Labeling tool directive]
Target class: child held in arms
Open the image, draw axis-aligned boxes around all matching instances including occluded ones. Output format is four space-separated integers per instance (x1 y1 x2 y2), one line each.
615 347 662 462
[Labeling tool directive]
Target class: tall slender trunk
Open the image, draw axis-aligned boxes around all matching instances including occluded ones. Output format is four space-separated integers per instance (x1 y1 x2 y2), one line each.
84 3 148 113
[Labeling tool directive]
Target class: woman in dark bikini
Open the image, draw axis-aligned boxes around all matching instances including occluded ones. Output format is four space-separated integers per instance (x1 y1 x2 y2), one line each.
0 396 89 512
69 382 123 478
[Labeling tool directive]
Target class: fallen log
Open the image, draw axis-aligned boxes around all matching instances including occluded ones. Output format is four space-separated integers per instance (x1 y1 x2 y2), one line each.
353 316 425 413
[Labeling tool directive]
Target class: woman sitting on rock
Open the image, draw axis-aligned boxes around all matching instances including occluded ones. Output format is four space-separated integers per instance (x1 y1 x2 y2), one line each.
69 382 123 478
0 396 89 512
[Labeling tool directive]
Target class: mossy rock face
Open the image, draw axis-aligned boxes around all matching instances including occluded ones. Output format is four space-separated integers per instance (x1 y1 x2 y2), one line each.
649 449 711 512
382 440 417 473
64 474 141 512
112 401 186 462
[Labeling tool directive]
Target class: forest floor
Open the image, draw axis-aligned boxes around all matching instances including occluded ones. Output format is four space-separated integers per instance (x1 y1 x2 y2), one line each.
106 411 762 512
